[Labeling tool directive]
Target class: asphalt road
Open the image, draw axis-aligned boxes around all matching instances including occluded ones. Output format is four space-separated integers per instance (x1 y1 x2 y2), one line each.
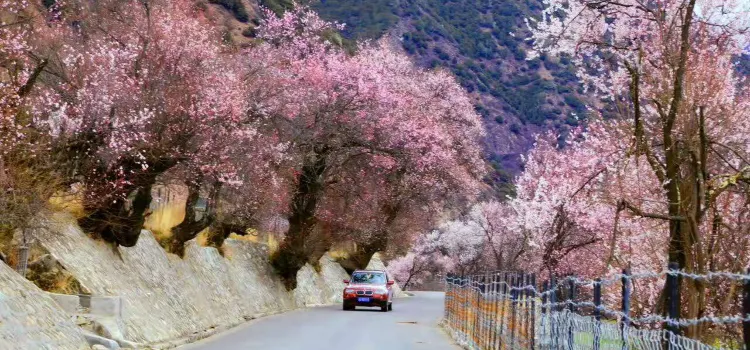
179 291 459 350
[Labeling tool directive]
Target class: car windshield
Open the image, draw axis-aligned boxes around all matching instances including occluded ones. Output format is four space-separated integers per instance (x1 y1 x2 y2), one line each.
350 272 386 284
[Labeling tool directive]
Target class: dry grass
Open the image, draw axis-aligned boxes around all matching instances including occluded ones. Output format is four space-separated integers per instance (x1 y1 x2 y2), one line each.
0 226 13 261
266 234 279 256
144 203 186 243
196 228 212 247
27 266 87 295
224 229 280 256
228 228 260 243
328 249 350 260
4 244 18 268
50 274 85 294
48 191 85 219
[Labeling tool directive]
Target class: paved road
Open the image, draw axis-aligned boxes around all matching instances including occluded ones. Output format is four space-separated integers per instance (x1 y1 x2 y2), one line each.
180 291 459 350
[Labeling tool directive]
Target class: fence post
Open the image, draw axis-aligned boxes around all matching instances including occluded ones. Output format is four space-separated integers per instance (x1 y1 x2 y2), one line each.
468 274 473 345
466 274 472 346
444 274 449 326
507 273 516 349
743 267 750 350
471 274 476 347
593 278 601 350
481 273 488 350
666 262 680 350
461 275 466 344
494 273 505 349
455 273 460 333
568 278 576 312
479 274 484 350
453 273 458 331
550 274 557 350
521 273 527 349
481 272 490 349
516 273 523 349
445 273 450 328
530 273 536 350
477 274 484 348
489 272 497 349
542 280 548 316
478 274 483 349
621 268 631 350
567 278 575 350
541 280 548 350
455 275 460 340
500 272 507 350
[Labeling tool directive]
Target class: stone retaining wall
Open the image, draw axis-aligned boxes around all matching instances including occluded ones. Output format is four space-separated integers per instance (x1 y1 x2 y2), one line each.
0 262 89 350
30 213 349 347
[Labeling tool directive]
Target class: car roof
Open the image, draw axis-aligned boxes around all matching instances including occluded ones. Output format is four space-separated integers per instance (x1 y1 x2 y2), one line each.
353 269 386 273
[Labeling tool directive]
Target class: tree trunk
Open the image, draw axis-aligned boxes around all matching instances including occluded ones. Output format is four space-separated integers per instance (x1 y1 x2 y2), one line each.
78 156 175 247
403 274 414 291
339 203 400 270
271 149 328 289
168 178 221 256
661 0 697 331
206 221 247 249
80 182 154 247
348 234 389 270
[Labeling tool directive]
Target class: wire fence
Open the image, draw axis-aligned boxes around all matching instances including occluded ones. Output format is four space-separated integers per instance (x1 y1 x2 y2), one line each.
443 266 750 350
445 272 538 350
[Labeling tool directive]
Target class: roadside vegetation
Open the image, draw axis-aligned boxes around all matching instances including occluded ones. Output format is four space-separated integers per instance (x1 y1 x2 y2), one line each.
389 0 750 345
0 0 485 289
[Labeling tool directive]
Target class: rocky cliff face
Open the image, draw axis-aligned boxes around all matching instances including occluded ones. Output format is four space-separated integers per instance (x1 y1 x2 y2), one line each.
0 261 89 350
366 252 407 298
22 212 348 346
294 253 350 307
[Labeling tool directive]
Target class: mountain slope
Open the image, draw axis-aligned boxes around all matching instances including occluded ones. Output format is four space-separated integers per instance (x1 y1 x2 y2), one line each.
309 0 594 197
208 0 592 198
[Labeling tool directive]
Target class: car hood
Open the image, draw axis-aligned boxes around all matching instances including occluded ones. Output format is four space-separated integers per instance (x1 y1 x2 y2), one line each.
346 284 386 289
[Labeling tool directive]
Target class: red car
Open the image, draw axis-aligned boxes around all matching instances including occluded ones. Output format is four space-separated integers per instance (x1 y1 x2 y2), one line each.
342 270 395 312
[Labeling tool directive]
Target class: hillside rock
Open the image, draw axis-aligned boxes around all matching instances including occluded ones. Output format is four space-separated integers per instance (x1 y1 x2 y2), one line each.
30 212 343 346
293 253 349 307
0 261 89 350
365 252 407 298
26 254 88 295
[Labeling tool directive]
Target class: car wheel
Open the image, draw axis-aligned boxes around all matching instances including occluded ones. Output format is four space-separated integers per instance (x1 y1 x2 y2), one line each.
343 303 353 311
380 304 388 312
388 303 393 311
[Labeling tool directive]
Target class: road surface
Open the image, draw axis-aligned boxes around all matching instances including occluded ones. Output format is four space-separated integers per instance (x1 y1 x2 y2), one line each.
179 291 459 350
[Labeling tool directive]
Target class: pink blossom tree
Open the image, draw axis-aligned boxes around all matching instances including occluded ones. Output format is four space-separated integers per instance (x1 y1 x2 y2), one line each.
0 0 62 261
250 7 486 286
528 0 750 335
11 0 276 251
387 231 451 290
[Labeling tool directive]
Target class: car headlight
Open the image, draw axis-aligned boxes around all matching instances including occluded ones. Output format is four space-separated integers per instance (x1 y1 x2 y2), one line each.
375 288 388 295
345 289 355 294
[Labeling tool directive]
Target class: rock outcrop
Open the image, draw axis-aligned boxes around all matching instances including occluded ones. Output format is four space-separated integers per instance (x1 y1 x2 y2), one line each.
365 252 407 298
293 253 349 307
0 261 89 350
28 212 346 346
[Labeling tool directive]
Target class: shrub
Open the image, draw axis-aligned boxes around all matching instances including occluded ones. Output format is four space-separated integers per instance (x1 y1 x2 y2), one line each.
509 123 521 135
210 0 249 22
242 26 257 38
259 0 295 16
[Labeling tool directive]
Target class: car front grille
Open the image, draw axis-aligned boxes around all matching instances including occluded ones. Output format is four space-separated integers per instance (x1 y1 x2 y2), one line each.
356 291 373 296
